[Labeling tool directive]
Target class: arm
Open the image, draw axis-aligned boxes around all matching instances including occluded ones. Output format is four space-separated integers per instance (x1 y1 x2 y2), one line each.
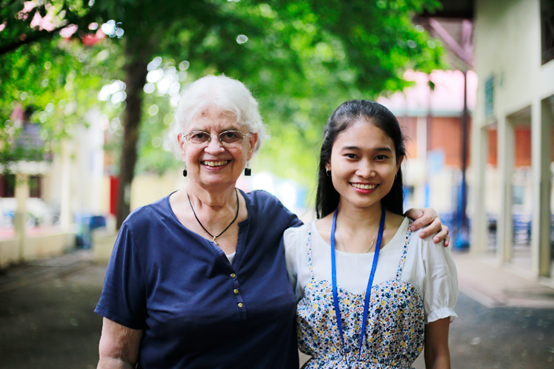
283 225 302 301
98 318 143 369
424 318 451 369
405 208 450 246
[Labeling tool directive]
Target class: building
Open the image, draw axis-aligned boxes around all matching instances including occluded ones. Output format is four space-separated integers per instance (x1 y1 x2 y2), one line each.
378 69 477 228
470 0 554 278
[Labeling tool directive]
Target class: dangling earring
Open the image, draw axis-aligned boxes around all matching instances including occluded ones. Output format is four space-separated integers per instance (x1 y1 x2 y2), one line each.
244 161 251 176
182 163 188 177
326 168 331 176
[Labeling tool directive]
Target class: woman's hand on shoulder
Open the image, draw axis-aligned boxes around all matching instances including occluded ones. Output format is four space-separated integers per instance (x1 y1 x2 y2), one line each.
97 318 143 369
404 208 450 247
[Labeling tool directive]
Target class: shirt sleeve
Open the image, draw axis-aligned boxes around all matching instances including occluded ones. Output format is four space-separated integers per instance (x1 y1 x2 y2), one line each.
95 222 147 329
283 225 302 302
418 236 459 324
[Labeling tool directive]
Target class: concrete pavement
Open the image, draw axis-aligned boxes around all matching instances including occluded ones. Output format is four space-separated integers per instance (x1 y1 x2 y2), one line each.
454 252 554 309
0 252 104 369
0 249 553 368
3 248 551 310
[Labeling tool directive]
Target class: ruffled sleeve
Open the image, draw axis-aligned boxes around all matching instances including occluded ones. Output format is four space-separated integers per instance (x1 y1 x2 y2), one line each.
414 234 459 323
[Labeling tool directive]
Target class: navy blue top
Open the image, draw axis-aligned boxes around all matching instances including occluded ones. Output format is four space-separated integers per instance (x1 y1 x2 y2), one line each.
95 190 302 369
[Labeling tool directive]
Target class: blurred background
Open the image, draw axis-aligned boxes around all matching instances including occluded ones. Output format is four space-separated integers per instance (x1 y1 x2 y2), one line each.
1 0 554 368
2 0 553 280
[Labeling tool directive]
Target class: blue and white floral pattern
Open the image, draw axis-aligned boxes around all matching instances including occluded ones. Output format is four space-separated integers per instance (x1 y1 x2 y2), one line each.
297 223 424 369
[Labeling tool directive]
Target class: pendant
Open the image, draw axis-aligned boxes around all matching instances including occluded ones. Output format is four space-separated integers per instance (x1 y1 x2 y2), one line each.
213 236 219 245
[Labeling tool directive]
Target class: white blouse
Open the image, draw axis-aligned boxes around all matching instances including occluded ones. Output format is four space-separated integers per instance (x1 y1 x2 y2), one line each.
284 217 458 323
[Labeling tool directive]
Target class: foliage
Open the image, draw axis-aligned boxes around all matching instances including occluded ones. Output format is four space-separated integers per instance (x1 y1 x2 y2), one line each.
0 0 102 55
125 0 446 186
0 34 120 167
1 0 447 223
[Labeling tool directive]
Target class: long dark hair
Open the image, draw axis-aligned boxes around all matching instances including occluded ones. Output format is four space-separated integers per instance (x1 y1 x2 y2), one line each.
315 100 406 218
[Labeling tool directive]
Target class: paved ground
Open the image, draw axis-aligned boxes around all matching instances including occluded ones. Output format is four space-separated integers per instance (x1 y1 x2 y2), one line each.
0 254 103 369
1 250 553 369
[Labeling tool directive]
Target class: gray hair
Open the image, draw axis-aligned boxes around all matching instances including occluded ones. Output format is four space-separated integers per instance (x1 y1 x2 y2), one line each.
169 75 267 157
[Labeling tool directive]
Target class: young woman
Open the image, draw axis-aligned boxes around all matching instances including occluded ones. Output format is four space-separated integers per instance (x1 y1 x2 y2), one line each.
284 100 458 369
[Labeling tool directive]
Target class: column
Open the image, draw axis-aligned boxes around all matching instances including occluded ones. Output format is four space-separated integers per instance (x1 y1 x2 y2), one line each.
530 98 553 278
470 124 489 255
497 115 514 263
14 172 29 262
59 140 72 232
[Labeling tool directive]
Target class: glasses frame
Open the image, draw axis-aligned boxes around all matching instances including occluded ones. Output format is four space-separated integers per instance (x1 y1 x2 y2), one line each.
182 129 250 146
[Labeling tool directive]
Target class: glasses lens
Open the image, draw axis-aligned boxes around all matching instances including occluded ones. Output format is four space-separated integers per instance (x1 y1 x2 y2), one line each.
187 132 210 144
219 130 244 144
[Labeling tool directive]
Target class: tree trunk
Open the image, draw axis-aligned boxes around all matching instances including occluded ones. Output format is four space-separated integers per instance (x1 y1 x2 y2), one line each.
116 38 150 229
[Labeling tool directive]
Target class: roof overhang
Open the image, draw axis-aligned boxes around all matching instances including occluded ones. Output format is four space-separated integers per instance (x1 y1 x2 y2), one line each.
421 0 474 19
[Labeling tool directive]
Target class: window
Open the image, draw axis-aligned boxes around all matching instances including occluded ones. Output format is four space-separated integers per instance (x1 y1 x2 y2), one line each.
0 174 15 198
0 174 41 198
513 185 525 206
29 175 41 198
542 0 554 64
485 76 494 117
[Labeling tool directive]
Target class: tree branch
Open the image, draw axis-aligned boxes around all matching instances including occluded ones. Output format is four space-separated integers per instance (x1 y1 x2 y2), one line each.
0 25 65 56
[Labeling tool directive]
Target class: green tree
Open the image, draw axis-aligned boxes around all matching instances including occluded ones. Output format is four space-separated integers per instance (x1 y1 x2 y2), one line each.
0 1 119 167
1 0 444 227
0 38 118 169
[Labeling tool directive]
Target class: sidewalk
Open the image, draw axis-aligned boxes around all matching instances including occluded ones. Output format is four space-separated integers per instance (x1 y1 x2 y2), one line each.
1 248 553 369
453 251 554 309
0 249 93 293
1 249 554 310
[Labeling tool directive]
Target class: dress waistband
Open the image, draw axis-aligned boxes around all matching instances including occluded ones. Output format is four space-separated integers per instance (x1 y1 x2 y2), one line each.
305 356 414 369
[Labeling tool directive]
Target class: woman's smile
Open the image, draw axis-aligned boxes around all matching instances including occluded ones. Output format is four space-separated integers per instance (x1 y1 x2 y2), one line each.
201 160 231 168
351 182 379 192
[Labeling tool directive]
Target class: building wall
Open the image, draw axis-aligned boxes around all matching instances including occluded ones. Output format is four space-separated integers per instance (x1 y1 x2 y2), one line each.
130 172 183 210
487 127 554 167
473 0 554 216
474 0 554 122
400 116 471 167
472 0 554 275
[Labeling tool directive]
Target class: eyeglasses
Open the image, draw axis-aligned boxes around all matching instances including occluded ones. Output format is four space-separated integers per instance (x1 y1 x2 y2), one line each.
182 130 250 146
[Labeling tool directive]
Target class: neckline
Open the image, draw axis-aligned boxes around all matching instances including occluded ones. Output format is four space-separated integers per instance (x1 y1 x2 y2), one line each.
311 217 408 255
166 188 251 233
166 189 251 267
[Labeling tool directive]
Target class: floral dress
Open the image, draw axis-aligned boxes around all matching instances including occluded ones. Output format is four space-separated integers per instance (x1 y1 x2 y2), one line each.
295 222 425 369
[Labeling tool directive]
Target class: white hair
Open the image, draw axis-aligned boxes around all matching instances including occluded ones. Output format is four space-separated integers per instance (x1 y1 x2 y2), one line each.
169 75 267 158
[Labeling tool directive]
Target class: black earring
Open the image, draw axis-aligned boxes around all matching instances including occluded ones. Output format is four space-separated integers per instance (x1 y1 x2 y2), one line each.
182 165 187 177
244 162 251 176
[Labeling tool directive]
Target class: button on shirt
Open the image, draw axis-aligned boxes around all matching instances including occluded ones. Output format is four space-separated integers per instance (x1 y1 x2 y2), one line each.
95 190 302 369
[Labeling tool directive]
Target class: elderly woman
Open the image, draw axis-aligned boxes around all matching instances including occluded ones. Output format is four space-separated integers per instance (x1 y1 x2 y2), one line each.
95 75 448 369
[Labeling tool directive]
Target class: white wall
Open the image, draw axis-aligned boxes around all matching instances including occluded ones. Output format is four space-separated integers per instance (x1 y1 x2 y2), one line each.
42 109 105 217
474 0 554 122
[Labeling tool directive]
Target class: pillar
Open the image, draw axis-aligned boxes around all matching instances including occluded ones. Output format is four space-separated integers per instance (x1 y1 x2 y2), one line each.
530 98 553 278
470 124 489 255
59 140 72 232
497 115 514 263
14 172 29 262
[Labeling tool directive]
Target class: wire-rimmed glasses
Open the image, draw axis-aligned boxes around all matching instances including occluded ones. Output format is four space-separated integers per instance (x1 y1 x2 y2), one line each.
182 130 250 147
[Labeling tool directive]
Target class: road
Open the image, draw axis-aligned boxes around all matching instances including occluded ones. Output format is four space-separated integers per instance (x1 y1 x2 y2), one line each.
0 260 553 369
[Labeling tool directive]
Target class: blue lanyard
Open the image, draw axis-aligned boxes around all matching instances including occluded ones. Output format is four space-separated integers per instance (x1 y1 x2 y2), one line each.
331 206 385 365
